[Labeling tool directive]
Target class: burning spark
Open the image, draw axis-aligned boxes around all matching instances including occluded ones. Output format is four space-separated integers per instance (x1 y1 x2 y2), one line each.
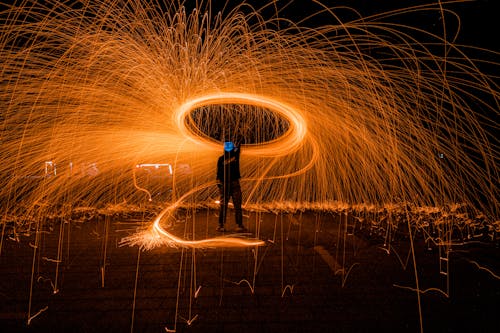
0 0 498 239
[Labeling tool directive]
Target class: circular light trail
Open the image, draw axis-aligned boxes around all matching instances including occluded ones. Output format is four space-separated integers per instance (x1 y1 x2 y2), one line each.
176 92 308 157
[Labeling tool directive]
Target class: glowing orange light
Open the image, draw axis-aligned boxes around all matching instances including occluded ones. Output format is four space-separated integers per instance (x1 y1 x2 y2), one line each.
176 93 308 157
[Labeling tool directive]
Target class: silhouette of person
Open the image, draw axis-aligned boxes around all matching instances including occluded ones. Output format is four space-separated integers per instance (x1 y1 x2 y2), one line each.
216 141 245 232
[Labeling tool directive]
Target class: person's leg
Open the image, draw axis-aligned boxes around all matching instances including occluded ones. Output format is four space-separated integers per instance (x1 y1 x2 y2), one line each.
218 185 228 230
231 181 243 228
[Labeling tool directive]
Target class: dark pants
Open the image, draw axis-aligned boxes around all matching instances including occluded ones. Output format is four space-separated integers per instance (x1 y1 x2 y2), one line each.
219 180 243 227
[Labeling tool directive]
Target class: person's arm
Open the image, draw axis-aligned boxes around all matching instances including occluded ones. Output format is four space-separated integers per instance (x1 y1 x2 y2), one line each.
234 146 241 180
216 156 223 188
234 142 240 158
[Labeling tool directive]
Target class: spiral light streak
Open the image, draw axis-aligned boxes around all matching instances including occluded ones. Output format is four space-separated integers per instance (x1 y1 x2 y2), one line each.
120 206 266 249
121 182 265 249
0 0 498 249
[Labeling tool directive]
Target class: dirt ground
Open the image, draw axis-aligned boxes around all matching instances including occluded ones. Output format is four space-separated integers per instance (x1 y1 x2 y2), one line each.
1 209 499 332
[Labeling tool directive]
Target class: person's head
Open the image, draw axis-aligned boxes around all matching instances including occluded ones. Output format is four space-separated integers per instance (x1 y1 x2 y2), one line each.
223 141 235 152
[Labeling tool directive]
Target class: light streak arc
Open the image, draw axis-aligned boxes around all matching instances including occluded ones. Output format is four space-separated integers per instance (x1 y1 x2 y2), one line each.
151 207 265 248
0 0 498 245
175 92 308 157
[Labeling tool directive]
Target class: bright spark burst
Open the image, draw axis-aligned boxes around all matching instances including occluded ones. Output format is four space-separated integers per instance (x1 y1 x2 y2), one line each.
0 0 498 249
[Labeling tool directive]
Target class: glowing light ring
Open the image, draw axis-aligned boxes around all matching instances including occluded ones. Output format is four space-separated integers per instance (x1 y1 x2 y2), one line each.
176 92 307 157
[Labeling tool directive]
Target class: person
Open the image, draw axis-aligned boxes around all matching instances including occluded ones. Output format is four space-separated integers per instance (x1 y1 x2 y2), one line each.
216 141 245 232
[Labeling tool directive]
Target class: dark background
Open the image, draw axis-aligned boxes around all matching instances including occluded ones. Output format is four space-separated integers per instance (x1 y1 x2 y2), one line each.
181 0 498 52
2 0 497 51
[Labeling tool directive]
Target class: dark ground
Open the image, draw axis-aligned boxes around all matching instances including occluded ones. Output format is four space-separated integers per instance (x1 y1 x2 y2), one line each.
1 209 499 333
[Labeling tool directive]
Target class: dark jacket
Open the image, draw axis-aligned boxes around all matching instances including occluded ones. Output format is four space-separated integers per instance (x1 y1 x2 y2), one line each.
217 148 240 184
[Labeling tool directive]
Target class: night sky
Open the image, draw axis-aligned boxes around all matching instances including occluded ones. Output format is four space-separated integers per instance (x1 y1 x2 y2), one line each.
180 0 497 51
2 0 497 52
